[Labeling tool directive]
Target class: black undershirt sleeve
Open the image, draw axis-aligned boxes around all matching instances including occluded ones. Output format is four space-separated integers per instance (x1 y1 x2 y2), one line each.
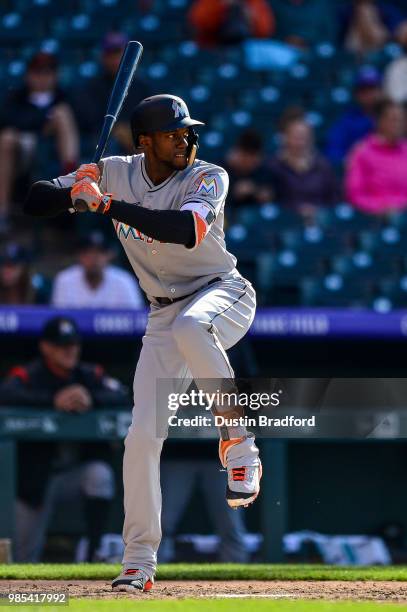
24 181 73 217
23 180 197 247
105 200 196 247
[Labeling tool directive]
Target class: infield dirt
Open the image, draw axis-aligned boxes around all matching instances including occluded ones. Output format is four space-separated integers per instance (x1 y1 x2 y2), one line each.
1 580 407 602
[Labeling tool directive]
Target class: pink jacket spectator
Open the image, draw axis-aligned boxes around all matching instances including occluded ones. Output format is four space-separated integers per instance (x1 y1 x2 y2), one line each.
345 134 407 214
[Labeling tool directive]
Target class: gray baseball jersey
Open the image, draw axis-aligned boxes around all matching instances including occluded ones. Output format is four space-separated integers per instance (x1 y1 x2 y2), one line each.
55 154 237 299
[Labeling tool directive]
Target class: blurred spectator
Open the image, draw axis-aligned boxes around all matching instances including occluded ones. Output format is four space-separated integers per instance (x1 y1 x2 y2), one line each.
0 316 131 562
0 52 79 233
345 99 407 215
188 0 274 47
71 32 153 156
0 242 49 305
159 454 249 563
325 66 383 167
270 0 337 49
339 0 407 56
51 231 143 308
221 129 273 214
268 108 341 215
384 40 407 103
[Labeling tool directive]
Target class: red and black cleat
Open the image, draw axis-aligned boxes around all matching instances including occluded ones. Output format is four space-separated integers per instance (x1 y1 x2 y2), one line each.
112 568 154 592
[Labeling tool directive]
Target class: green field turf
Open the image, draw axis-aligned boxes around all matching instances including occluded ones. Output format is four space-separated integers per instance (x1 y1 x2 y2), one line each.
7 600 407 612
1 563 407 581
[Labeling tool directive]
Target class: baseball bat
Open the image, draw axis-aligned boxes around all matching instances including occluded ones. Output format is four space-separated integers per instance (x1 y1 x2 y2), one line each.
74 40 144 211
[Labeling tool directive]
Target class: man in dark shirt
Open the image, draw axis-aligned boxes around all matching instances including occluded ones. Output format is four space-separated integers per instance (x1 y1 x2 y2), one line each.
325 66 383 167
221 129 273 220
0 316 131 562
0 52 79 233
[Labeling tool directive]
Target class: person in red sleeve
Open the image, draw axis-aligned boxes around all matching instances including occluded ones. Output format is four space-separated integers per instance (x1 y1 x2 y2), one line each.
188 0 275 47
0 316 131 562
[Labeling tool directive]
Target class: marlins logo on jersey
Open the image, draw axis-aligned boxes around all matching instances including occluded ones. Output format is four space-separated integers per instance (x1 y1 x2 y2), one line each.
194 174 218 198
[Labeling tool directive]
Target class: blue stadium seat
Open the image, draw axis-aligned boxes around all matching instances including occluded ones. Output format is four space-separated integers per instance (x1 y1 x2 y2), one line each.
122 13 184 45
225 223 271 285
301 274 375 308
235 203 303 234
359 227 407 262
332 251 402 280
376 277 407 309
317 204 381 243
0 12 45 44
79 0 135 18
3 59 27 89
199 130 227 161
386 210 407 230
281 225 346 257
16 0 81 18
370 296 394 313
50 15 104 45
256 249 328 306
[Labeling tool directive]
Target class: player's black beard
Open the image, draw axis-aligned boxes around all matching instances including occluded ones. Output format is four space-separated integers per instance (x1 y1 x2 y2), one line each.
162 158 187 173
144 152 186 184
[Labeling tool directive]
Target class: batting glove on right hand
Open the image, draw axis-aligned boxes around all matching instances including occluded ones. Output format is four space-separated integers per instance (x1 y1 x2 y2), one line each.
71 177 112 214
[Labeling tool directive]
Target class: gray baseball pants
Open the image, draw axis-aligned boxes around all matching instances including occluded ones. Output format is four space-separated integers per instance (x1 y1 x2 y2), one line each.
121 270 256 577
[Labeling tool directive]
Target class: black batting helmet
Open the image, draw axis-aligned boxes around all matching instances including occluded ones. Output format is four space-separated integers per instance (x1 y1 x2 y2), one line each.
130 94 204 163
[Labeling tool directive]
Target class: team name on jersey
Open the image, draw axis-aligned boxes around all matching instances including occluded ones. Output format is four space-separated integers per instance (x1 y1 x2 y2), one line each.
114 221 167 244
114 221 153 243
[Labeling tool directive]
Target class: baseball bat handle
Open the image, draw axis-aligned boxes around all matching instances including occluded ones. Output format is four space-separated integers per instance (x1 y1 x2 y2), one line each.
92 115 116 164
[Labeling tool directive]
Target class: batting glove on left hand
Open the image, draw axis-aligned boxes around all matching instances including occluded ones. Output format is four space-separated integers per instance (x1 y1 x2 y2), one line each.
71 177 112 214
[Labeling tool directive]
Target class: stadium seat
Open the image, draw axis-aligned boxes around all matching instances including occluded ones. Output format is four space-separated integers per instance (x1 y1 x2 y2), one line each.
0 12 45 44
235 203 303 235
316 204 382 249
225 223 271 286
16 0 80 18
387 210 407 230
78 0 135 19
301 274 375 307
256 250 328 306
50 15 104 45
359 227 407 264
332 251 402 280
376 277 407 309
281 225 346 257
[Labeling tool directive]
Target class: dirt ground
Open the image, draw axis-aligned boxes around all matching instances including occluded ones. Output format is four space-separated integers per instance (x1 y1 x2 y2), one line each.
1 580 407 601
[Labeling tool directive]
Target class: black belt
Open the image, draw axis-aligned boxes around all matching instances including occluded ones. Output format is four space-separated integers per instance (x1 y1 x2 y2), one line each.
152 277 222 306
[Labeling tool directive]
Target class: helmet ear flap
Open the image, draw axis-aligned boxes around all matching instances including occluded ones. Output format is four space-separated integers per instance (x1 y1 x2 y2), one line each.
131 112 143 151
187 127 199 166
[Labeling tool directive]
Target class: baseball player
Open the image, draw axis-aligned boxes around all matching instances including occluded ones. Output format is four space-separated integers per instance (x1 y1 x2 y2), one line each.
24 94 261 592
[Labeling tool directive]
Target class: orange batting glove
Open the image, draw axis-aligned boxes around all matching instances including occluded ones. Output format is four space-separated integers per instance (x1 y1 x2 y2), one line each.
71 177 112 214
75 163 100 183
